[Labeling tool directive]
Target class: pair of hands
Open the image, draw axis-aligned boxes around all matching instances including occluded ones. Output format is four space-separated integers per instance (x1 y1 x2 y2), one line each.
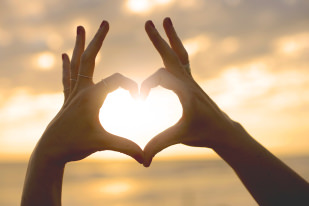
36 18 239 167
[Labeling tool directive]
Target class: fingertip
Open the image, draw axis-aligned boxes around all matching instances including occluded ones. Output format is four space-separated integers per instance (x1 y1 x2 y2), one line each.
77 26 85 35
62 53 69 60
132 81 139 99
130 90 139 99
124 77 139 99
140 82 150 100
62 54 70 73
143 158 152 168
145 21 156 36
139 93 147 101
145 20 155 29
143 164 150 168
100 20 108 28
163 17 174 33
163 17 173 26
100 20 110 34
143 144 154 167
135 153 144 165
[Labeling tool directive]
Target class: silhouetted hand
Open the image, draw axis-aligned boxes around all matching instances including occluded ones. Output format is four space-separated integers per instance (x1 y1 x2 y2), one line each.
35 21 144 165
141 18 242 167
141 19 309 205
21 21 144 206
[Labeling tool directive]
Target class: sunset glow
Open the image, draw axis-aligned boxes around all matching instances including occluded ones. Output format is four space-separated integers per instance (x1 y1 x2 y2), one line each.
100 88 182 148
36 52 55 70
1 0 309 162
126 0 173 13
98 180 133 196
127 0 151 13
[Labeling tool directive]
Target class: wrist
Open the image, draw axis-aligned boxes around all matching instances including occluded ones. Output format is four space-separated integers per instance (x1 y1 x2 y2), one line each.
30 145 66 171
22 139 65 206
31 135 67 167
213 121 254 156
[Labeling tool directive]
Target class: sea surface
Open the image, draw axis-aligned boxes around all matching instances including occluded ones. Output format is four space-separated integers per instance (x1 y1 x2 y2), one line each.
0 156 308 206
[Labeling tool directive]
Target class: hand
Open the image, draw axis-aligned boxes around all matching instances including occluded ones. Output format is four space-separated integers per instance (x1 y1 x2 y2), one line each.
34 21 144 165
141 18 244 167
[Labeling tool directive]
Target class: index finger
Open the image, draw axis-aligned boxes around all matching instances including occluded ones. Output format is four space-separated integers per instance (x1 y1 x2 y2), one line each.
163 17 189 66
77 21 110 86
96 133 144 164
143 125 181 167
92 73 139 104
145 21 184 76
140 68 187 101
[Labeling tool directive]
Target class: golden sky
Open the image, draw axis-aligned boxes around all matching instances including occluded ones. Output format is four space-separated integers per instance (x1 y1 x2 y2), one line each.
0 0 309 161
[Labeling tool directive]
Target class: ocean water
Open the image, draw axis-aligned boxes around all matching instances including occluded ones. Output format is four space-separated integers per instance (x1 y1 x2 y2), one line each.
0 156 308 206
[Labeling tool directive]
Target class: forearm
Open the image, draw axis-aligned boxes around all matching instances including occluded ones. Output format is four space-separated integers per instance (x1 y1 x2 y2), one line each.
214 123 309 205
21 146 65 206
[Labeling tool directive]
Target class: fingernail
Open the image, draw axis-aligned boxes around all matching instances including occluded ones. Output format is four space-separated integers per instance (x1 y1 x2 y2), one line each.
148 20 155 28
77 26 82 35
166 17 173 26
61 53 65 60
100 20 108 29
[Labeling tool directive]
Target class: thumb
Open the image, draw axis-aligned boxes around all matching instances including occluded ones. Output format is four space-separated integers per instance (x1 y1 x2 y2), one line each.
96 132 144 164
93 73 139 100
143 124 181 167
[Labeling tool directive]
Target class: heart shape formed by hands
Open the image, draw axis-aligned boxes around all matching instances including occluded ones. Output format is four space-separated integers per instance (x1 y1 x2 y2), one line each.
58 18 234 167
99 87 182 149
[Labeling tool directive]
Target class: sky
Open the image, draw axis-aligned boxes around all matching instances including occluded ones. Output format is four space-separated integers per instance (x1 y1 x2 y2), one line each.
0 0 309 161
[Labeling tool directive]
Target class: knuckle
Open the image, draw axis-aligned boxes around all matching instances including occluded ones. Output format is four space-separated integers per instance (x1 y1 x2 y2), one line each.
112 72 122 79
157 68 166 75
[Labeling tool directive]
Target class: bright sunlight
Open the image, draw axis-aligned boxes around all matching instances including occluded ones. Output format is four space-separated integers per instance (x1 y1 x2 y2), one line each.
35 52 55 70
126 0 173 14
99 87 182 148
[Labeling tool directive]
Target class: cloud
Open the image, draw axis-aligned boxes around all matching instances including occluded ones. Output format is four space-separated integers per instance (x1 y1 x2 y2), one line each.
1 0 309 89
274 32 309 56
1 0 309 157
183 35 211 57
200 65 309 155
203 65 309 111
0 89 63 153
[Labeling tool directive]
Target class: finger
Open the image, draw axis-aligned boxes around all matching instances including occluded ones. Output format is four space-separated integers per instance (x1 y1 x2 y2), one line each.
140 68 186 100
98 133 144 164
163 17 189 66
94 73 139 100
70 26 86 89
143 125 180 167
62 53 71 102
77 21 109 88
145 20 184 76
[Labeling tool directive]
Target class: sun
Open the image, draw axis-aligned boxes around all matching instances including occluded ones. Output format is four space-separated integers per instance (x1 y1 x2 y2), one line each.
126 0 173 14
99 87 182 148
35 52 55 70
126 0 151 13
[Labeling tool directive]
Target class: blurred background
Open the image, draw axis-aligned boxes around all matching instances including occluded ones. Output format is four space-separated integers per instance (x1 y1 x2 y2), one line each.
0 0 308 205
